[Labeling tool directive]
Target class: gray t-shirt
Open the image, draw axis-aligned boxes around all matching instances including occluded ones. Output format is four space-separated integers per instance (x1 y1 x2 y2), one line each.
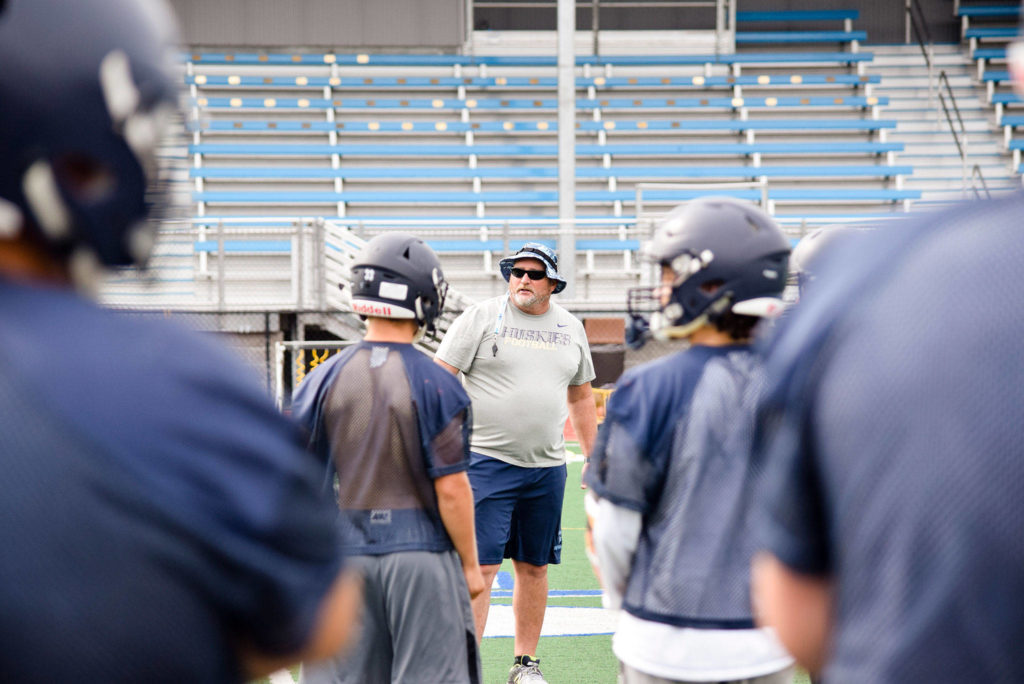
435 295 595 467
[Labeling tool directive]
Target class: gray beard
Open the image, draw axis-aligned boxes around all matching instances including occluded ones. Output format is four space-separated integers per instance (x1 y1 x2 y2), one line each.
512 289 549 312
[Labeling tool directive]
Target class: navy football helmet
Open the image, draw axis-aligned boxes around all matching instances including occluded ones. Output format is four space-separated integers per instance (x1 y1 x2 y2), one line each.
0 0 179 278
348 233 449 338
627 197 790 347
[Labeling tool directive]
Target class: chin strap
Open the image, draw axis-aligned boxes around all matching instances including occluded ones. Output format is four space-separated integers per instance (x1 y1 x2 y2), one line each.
651 293 732 341
652 313 709 341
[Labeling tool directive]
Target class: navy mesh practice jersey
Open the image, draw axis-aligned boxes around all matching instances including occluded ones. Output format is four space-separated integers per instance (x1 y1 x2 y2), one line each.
585 344 769 629
0 281 345 683
292 341 472 555
757 192 1024 683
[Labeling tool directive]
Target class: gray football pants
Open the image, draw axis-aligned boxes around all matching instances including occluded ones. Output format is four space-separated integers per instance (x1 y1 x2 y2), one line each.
300 550 480 684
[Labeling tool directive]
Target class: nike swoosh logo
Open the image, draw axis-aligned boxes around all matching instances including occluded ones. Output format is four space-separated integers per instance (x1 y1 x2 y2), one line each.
556 323 568 328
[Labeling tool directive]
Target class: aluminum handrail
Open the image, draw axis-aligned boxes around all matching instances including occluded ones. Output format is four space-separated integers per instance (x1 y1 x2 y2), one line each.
906 0 990 199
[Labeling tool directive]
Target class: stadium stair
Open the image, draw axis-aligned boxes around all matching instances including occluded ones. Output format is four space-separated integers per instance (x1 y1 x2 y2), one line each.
866 42 1016 210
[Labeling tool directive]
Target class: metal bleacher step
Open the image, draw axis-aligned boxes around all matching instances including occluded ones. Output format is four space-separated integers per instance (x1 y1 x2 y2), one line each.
874 83 978 96
895 119 994 133
897 151 1006 163
889 133 1001 151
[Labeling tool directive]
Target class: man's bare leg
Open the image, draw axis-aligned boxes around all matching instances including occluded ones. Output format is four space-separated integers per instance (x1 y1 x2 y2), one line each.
511 560 548 657
473 563 502 642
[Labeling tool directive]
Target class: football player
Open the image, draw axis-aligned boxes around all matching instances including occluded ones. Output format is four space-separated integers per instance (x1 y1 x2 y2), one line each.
584 197 795 684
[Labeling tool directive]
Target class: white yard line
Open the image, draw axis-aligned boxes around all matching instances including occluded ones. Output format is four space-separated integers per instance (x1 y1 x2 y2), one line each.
268 669 297 684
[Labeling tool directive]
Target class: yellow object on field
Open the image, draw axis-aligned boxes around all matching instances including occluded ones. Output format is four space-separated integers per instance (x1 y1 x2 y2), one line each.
593 387 614 423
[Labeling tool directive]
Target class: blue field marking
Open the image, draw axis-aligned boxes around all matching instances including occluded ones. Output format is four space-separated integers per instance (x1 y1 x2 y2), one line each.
491 590 604 598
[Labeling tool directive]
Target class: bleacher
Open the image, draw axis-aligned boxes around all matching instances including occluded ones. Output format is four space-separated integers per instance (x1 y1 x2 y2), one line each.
104 8 944 310
961 2 1022 174
186 37 905 221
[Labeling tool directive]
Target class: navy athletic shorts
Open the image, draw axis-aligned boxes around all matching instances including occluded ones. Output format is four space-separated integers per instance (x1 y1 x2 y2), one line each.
469 452 566 567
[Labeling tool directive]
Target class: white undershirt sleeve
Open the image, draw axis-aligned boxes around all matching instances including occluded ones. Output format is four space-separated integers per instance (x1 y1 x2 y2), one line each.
589 492 643 611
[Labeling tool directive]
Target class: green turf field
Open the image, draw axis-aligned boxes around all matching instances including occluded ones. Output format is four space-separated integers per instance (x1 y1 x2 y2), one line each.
480 455 617 683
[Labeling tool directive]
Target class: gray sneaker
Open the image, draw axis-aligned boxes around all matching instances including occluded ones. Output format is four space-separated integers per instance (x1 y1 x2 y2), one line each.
507 659 547 684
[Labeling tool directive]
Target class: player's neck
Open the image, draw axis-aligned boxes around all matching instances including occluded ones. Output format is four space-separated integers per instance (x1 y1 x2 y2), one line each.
688 325 746 347
0 238 71 287
363 317 418 343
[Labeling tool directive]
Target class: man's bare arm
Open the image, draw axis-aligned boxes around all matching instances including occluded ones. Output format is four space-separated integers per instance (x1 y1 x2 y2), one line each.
752 551 833 676
435 471 486 599
567 382 598 487
434 358 461 376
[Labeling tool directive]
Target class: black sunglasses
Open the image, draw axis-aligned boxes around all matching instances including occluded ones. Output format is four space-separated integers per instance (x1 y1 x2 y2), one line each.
510 267 547 281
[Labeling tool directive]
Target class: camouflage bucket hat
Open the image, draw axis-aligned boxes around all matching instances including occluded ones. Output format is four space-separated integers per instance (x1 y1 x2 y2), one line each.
498 242 567 294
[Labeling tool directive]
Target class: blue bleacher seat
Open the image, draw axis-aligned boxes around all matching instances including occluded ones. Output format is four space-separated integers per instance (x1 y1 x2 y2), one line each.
191 165 911 181
193 187 919 206
185 51 874 68
192 94 886 112
736 10 859 22
965 27 1019 39
973 47 1007 60
957 6 1020 17
193 239 292 253
982 70 1011 82
185 73 880 90
189 118 897 135
192 237 649 256
992 92 1022 104
189 141 903 158
735 30 866 44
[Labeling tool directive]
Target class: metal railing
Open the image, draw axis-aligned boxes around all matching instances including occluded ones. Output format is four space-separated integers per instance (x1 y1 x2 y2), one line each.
906 0 991 199
114 216 649 312
906 0 935 113
970 163 993 200
106 205 881 317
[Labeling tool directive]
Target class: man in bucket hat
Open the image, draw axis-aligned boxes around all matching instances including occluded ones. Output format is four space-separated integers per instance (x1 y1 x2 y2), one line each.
436 242 598 684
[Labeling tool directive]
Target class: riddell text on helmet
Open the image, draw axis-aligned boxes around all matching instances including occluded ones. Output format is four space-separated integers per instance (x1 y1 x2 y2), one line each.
353 301 393 316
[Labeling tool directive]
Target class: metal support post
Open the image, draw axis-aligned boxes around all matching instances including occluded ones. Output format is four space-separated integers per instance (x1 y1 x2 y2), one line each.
557 0 577 297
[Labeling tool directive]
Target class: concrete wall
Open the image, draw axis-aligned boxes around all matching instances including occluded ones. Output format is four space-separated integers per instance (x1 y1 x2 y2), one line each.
473 0 957 45
168 0 957 49
168 0 467 49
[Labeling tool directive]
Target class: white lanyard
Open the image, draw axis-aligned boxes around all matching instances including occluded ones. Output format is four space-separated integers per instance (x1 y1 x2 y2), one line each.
491 294 509 357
